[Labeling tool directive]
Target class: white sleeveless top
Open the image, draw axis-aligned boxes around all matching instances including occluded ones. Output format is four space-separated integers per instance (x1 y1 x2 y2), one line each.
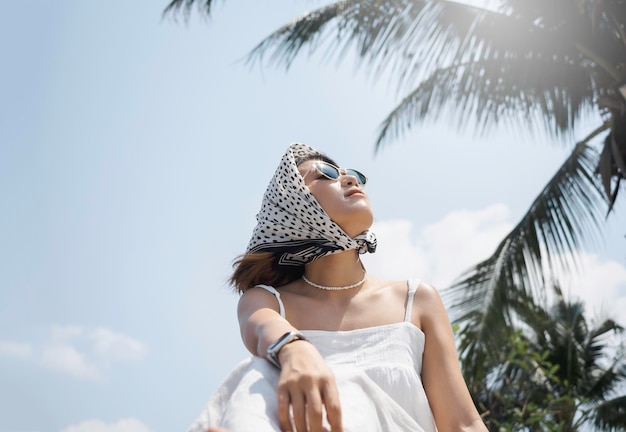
188 279 438 432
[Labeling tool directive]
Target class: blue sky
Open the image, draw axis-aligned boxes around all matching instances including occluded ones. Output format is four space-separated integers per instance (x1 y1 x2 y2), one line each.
1 1 625 431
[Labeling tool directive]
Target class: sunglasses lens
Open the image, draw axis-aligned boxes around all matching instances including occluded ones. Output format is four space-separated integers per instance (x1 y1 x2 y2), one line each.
346 169 367 185
315 162 340 180
314 162 367 185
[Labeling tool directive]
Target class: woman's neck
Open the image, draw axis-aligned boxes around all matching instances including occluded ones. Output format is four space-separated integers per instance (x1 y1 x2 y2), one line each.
302 250 366 289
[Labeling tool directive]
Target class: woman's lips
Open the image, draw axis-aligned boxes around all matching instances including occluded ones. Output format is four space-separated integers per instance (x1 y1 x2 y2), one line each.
345 188 365 197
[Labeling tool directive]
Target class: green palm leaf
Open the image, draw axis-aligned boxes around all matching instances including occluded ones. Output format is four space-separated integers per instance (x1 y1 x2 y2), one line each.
465 283 626 428
168 0 624 141
374 56 598 149
443 128 608 351
590 393 626 431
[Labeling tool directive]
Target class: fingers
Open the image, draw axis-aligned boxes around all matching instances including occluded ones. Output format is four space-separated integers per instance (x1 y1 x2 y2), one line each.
275 342 342 432
277 381 327 432
277 387 292 432
321 378 343 432
305 390 324 432
290 391 307 432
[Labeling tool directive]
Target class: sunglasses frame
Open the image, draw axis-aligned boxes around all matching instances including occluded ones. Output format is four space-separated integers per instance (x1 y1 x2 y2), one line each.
312 161 368 186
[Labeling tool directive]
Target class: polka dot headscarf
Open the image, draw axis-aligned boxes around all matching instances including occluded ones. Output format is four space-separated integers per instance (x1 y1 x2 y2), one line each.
245 143 377 266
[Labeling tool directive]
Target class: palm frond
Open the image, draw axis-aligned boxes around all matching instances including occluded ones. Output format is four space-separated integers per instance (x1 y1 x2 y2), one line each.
162 0 221 20
374 56 598 150
590 394 626 431
244 0 606 76
161 0 625 144
585 358 626 403
464 279 626 427
588 319 624 345
245 1 487 72
583 320 626 400
443 133 607 351
240 0 623 140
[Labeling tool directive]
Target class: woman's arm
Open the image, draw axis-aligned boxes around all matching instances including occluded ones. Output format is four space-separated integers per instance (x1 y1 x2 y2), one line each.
415 283 488 432
237 287 299 358
237 287 343 432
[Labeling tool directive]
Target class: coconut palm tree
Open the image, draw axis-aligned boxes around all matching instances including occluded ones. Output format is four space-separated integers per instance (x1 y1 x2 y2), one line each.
163 0 626 352
461 286 626 431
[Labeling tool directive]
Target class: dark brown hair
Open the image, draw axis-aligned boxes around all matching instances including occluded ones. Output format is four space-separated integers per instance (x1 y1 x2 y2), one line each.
229 150 339 293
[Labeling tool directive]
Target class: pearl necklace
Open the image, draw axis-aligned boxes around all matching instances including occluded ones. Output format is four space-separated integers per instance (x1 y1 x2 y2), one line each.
301 273 367 291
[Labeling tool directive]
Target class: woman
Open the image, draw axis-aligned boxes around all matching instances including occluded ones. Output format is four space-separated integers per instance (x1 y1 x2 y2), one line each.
190 143 487 432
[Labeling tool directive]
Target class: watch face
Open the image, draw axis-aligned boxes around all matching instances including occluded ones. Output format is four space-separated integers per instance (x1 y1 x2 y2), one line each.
273 332 292 347
268 332 307 359
269 332 293 353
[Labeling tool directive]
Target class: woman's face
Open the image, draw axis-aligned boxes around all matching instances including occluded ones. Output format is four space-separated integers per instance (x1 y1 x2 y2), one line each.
298 159 374 237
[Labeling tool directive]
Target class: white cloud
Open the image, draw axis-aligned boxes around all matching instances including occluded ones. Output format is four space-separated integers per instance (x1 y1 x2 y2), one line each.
362 205 626 326
362 219 430 281
40 325 147 381
41 336 104 381
89 327 148 364
0 340 32 359
555 252 626 324
363 204 512 288
62 418 152 432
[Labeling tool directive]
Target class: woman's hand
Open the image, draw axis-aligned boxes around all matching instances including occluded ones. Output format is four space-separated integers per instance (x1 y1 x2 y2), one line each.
276 340 343 432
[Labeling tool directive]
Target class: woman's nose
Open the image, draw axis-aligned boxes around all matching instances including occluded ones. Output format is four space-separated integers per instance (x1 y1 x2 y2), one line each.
340 171 359 187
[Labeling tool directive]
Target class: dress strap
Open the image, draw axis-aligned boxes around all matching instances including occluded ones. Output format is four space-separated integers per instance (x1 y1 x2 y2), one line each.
404 278 420 322
254 284 286 318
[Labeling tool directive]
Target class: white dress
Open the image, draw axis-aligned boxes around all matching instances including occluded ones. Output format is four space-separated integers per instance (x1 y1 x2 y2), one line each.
188 279 438 432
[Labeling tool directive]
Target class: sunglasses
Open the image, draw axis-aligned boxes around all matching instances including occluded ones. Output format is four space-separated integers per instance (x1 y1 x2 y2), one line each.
312 161 368 186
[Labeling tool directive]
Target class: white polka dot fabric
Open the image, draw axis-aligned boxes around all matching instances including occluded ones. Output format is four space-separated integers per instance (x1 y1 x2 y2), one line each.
245 143 377 266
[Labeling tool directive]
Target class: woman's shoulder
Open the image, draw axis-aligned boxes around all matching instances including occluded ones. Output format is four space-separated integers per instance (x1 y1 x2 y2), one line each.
413 280 441 300
411 281 446 313
238 284 284 312
410 281 452 330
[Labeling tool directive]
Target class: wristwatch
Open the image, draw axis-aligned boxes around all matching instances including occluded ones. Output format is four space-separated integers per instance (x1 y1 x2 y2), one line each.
266 331 308 368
